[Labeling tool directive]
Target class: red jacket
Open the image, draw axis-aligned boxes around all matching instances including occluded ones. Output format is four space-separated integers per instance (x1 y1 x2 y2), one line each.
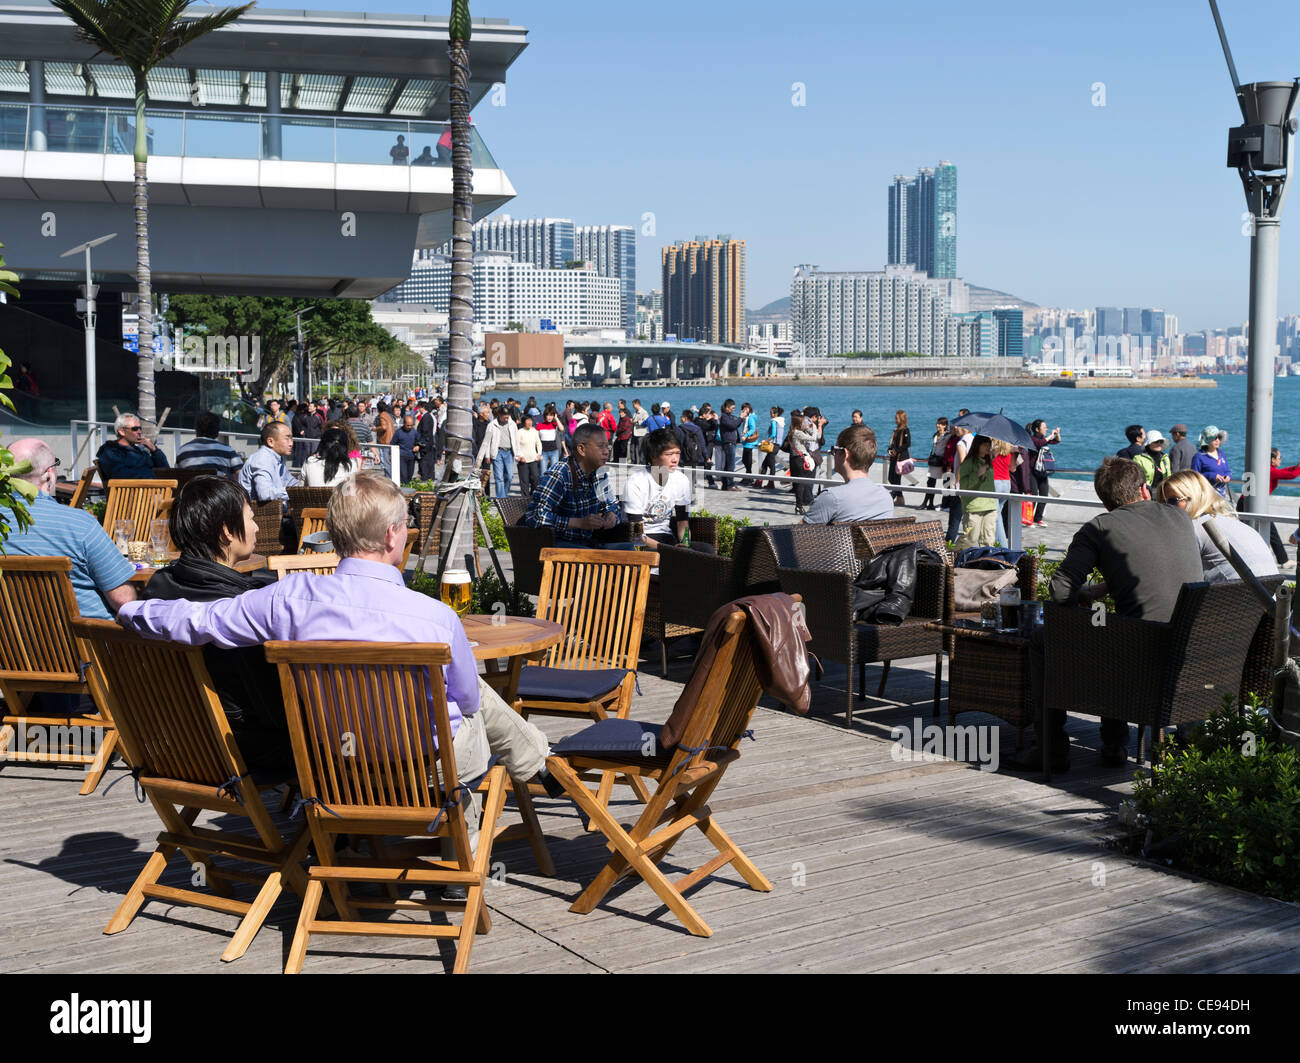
598 410 616 440
1270 463 1300 494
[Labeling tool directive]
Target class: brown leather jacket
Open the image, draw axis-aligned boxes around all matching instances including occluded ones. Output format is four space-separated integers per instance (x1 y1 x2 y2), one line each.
661 592 812 748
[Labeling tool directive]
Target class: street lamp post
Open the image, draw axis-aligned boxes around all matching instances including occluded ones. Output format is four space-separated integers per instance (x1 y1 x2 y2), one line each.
1211 1 1299 515
59 232 117 425
293 305 316 402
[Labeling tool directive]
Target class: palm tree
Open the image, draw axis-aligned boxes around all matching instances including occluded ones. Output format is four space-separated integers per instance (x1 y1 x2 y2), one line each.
438 0 476 572
49 0 253 432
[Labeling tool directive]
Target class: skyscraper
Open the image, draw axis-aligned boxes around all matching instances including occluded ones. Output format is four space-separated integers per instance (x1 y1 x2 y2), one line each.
931 161 957 279
661 236 746 344
991 307 1023 359
576 224 636 336
885 162 957 278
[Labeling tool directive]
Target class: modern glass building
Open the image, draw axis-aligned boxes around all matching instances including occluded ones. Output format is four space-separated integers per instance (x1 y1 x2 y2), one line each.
1095 307 1124 337
991 307 1023 359
886 161 956 279
576 224 636 336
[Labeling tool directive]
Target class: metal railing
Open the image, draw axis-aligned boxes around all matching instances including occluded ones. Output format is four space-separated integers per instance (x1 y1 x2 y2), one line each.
68 419 399 483
0 102 499 169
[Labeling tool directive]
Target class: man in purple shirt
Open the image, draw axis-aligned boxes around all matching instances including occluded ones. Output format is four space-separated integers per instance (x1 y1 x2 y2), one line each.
116 473 557 850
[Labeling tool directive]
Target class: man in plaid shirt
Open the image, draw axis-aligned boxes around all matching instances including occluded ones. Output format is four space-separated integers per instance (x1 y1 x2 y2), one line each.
525 423 621 547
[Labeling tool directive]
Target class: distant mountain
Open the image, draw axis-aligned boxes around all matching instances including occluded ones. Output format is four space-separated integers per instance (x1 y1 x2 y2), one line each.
748 296 791 323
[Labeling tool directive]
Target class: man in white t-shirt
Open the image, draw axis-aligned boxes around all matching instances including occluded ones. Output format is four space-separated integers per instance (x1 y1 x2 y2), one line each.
804 424 895 524
624 428 693 547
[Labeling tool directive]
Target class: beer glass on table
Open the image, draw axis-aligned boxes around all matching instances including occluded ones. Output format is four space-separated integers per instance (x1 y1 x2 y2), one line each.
113 519 135 557
440 569 473 618
149 520 169 566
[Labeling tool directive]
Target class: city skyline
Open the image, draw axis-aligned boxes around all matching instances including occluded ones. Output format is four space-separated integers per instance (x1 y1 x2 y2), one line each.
294 0 1300 334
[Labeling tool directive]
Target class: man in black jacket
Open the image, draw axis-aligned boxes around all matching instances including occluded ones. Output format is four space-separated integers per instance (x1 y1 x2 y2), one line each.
417 401 438 478
697 404 719 486
675 409 709 469
717 399 742 491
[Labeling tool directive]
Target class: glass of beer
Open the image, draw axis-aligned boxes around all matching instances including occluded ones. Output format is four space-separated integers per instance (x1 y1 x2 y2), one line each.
440 569 473 618
113 519 135 557
149 519 170 566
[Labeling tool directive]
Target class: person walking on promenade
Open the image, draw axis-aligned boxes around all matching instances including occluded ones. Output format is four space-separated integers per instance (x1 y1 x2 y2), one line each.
538 404 563 479
944 423 972 543
886 409 911 505
717 399 743 491
630 398 650 464
614 405 633 464
989 438 1018 547
515 414 542 498
475 404 520 499
739 402 760 487
697 404 719 487
922 416 950 510
1168 424 1196 473
758 406 785 489
1027 419 1061 526
956 435 998 548
1192 425 1232 499
802 407 828 480
1117 425 1145 459
1132 431 1171 490
787 410 818 516
394 414 418 483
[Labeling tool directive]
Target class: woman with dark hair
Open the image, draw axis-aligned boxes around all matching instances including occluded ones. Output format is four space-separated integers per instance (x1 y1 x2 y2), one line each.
142 477 288 769
1026 418 1061 525
788 410 818 515
516 414 542 497
887 409 911 504
613 404 634 463
302 427 356 487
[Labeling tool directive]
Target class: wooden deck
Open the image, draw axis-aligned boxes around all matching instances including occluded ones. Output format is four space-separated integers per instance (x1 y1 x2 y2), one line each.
3 650 1299 974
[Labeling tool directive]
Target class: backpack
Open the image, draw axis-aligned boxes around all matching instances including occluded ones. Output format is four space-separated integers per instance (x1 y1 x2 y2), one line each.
942 432 960 469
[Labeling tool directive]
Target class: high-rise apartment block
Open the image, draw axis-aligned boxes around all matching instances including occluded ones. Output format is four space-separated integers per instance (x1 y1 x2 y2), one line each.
886 161 957 279
576 224 636 335
382 252 620 330
661 236 746 344
790 264 982 358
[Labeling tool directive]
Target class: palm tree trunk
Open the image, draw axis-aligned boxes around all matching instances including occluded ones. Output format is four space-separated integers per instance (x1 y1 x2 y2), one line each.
133 78 156 431
438 24 475 573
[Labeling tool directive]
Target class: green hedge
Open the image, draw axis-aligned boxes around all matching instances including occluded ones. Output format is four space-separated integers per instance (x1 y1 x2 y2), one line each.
1124 697 1300 901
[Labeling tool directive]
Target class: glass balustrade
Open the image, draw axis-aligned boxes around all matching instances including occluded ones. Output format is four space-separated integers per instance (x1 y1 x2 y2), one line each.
7 103 500 169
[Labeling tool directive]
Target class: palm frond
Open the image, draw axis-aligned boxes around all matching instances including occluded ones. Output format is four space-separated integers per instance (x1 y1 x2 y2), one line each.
49 0 254 75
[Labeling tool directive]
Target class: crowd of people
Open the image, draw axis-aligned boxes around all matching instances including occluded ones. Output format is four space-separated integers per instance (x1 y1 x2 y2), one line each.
2 383 1298 780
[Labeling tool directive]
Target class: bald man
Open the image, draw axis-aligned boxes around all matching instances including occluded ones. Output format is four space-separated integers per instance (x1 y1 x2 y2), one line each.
0 439 136 618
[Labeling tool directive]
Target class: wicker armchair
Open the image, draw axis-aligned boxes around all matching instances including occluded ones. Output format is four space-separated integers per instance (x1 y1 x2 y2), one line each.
250 499 287 556
1043 577 1283 764
286 486 334 534
768 523 948 726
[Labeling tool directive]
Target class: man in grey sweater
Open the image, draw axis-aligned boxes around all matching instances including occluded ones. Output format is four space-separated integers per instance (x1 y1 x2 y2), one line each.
1010 457 1202 772
1168 423 1197 473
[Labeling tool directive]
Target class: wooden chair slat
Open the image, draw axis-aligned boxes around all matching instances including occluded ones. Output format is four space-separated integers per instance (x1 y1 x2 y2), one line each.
71 617 308 962
262 640 501 972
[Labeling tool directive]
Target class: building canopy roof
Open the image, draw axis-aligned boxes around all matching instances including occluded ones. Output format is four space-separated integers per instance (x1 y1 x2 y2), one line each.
0 1 526 119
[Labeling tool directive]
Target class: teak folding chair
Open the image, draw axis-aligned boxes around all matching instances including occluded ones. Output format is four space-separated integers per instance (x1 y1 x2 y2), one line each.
268 553 341 579
520 547 656 812
71 618 311 962
101 478 177 534
264 641 508 975
0 557 121 793
67 466 98 510
546 606 773 937
296 508 329 552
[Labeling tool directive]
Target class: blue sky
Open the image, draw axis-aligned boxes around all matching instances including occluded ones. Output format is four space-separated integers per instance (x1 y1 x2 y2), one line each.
305 0 1300 330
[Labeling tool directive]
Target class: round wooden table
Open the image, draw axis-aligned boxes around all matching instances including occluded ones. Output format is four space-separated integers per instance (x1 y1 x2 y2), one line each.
461 614 563 703
127 553 269 584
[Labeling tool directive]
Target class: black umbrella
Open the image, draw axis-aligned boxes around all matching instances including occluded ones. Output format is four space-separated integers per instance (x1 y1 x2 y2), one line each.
950 411 1035 450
